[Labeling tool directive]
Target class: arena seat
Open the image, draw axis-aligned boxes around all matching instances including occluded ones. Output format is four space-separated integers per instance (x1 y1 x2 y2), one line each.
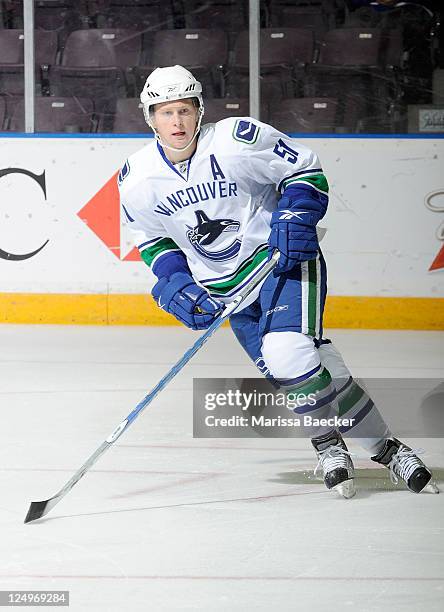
0 29 58 95
34 1 84 37
99 0 171 31
184 0 247 31
343 2 438 105
50 29 142 109
231 28 315 101
269 0 330 36
8 96 96 132
305 28 403 132
316 27 403 69
234 27 315 70
107 97 148 132
135 28 229 98
269 96 361 133
203 98 251 124
3 1 87 32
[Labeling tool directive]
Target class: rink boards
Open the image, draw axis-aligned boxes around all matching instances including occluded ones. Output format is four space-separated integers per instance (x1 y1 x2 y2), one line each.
0 134 443 328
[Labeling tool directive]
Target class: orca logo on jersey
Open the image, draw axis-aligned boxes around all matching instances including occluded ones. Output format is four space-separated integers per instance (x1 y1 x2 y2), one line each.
186 210 241 261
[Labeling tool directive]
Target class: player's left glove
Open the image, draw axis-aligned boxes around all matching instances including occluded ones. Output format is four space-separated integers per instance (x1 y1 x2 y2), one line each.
268 194 321 275
152 272 223 331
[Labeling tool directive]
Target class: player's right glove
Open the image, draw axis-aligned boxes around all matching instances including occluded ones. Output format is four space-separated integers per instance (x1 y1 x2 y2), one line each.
151 272 222 330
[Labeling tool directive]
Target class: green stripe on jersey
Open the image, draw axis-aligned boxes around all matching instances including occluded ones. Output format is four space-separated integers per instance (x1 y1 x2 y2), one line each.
307 258 318 336
203 245 269 295
140 237 180 268
283 173 329 194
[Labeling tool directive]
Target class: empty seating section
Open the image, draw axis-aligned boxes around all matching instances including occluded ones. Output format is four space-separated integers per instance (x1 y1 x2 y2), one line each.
203 98 249 124
269 0 333 36
33 1 85 44
203 97 270 124
269 97 361 133
304 27 404 132
135 28 228 98
231 28 314 100
98 1 171 30
0 0 441 133
0 29 58 95
184 1 247 30
50 29 142 111
108 96 147 132
2 1 87 36
315 27 402 68
8 96 95 132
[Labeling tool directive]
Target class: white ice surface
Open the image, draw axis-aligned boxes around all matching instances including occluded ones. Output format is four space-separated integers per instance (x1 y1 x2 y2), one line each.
0 325 443 611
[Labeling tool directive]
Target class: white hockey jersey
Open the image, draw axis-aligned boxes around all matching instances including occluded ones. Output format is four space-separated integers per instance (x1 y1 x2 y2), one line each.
118 116 328 302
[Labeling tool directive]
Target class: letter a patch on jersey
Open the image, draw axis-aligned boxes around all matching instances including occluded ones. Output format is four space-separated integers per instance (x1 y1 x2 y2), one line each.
209 154 226 180
233 119 260 144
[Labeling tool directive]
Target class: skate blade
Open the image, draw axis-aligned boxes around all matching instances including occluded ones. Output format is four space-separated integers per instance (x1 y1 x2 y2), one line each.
425 482 440 494
333 479 356 499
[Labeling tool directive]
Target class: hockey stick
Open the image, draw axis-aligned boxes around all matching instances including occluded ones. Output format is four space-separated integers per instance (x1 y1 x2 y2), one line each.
24 250 280 523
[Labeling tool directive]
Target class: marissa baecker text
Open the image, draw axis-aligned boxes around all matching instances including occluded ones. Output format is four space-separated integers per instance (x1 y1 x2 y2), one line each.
205 415 356 428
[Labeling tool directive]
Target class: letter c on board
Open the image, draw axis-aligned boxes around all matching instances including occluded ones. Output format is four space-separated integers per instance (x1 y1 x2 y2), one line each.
0 167 49 261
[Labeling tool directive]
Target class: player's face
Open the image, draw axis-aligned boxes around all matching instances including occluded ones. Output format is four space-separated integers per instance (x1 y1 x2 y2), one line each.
151 99 198 150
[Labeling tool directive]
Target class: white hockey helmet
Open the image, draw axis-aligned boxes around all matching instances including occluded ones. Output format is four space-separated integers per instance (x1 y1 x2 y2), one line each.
140 64 204 129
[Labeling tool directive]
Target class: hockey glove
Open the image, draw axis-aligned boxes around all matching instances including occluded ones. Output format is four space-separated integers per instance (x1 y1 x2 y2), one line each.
268 196 320 275
152 272 223 330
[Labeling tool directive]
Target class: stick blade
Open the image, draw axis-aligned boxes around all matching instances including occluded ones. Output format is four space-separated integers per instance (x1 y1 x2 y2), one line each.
24 495 60 523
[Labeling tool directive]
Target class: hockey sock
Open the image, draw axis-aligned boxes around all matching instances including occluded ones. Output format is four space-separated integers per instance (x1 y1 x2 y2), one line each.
281 366 340 439
318 342 392 455
335 377 392 454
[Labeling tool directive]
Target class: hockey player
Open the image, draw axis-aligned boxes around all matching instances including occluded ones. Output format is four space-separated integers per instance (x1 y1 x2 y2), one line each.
118 65 436 498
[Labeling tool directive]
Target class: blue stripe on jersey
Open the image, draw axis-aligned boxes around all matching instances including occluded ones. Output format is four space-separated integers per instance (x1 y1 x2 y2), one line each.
121 203 135 222
156 142 197 182
138 237 163 250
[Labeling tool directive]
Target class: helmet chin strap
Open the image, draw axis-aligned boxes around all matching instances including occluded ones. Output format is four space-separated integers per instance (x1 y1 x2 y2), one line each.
150 109 204 154
152 127 200 153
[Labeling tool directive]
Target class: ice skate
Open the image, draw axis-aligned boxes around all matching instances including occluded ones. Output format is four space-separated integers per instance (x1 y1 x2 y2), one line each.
371 438 439 494
312 431 356 498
